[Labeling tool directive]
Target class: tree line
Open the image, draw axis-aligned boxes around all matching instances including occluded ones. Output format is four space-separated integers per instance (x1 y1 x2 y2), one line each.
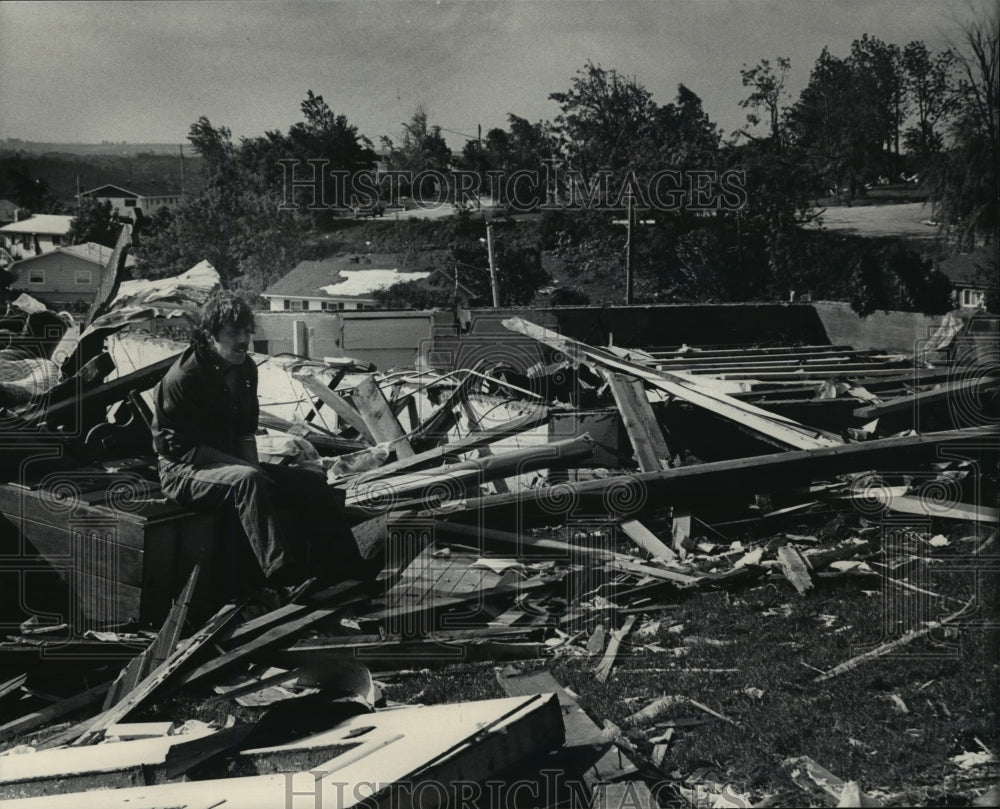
55 6 996 313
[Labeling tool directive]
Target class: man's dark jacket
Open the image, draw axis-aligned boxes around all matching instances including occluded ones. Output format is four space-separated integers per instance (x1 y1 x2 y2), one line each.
151 342 258 461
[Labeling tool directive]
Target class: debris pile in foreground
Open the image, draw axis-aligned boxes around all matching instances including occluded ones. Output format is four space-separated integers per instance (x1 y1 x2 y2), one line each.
0 262 997 806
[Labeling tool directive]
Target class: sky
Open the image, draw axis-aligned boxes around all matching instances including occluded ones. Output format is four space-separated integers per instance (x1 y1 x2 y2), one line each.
0 0 990 149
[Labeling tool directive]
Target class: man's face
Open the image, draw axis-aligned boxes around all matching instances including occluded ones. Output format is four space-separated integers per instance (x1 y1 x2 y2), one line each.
209 323 253 365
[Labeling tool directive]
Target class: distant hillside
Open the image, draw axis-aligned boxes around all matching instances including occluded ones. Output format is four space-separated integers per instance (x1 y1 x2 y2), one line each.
0 150 204 209
1 139 186 156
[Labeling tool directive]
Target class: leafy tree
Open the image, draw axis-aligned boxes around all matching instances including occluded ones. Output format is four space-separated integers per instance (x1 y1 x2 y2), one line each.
901 42 956 168
788 40 905 200
459 115 560 207
926 6 998 247
738 57 792 146
849 35 906 155
4 160 61 213
549 61 658 184
68 199 122 247
380 107 452 200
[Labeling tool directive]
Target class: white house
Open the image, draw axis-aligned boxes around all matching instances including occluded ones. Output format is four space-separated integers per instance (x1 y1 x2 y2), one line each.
937 248 994 309
80 183 186 220
262 254 429 312
0 214 74 260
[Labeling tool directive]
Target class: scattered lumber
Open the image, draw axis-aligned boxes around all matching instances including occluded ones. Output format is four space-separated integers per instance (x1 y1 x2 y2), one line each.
503 316 841 450
42 603 240 748
430 426 998 522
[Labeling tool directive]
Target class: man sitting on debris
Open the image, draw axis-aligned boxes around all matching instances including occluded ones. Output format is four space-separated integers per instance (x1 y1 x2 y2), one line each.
151 290 368 598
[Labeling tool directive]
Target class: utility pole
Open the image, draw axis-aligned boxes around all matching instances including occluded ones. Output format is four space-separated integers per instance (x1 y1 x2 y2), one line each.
485 221 499 307
624 193 634 305
612 195 653 306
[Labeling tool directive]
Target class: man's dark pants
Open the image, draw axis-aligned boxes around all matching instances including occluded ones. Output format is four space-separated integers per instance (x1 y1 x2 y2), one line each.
157 448 363 588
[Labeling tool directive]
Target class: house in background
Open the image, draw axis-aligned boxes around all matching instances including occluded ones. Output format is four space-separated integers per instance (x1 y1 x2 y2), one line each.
80 182 186 220
937 247 995 309
0 215 74 260
262 252 472 312
0 199 20 226
10 242 136 310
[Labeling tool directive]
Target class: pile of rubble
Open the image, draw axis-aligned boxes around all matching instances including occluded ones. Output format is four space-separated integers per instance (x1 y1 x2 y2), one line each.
0 238 996 806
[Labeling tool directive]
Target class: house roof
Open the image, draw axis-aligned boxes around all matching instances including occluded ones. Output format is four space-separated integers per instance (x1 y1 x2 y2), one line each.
0 214 74 236
12 241 137 268
82 182 185 198
937 247 996 287
263 254 436 300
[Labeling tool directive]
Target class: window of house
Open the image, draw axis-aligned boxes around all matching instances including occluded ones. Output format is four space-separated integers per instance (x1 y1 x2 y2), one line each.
302 300 309 311
964 289 985 307
289 300 304 311
75 269 92 284
283 299 291 310
28 269 44 284
51 236 62 246
124 199 136 207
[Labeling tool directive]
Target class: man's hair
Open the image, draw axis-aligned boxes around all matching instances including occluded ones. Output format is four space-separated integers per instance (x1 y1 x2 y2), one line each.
196 290 254 343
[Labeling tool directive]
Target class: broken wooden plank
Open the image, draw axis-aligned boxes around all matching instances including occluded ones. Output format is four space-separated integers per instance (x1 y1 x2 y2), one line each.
882 494 998 524
776 545 814 596
350 375 415 458
103 563 200 710
0 680 113 745
407 367 482 448
0 673 27 700
605 372 672 471
594 614 637 683
166 589 361 693
497 667 638 786
346 433 595 511
853 377 1000 419
815 599 975 683
620 519 677 561
503 316 841 450
294 373 375 442
426 426 999 523
45 603 240 748
218 580 366 649
605 559 701 587
352 407 550 483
